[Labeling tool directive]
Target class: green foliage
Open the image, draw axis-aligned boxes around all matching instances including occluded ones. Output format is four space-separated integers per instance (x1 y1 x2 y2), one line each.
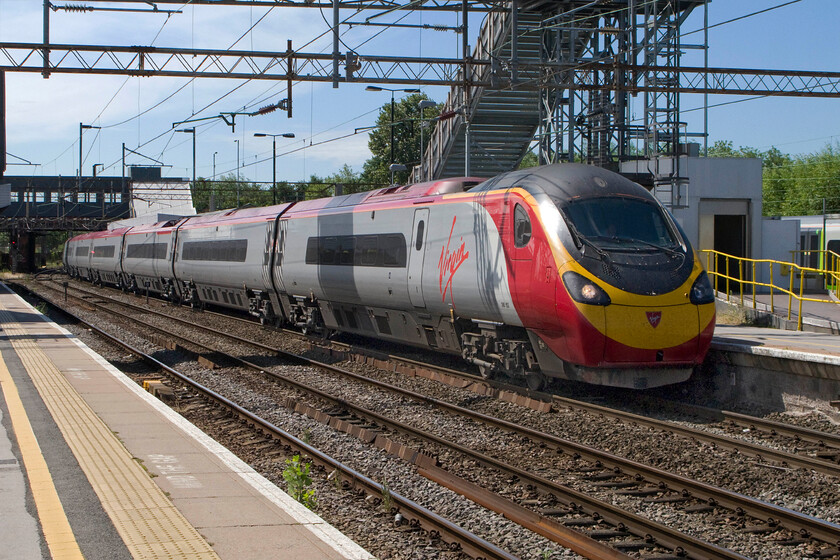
763 144 840 216
191 173 303 212
517 150 539 170
361 93 441 186
283 455 317 509
380 479 392 512
705 140 840 216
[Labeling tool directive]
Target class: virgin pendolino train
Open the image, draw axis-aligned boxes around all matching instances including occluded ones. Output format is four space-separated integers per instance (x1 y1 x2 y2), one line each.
64 163 716 390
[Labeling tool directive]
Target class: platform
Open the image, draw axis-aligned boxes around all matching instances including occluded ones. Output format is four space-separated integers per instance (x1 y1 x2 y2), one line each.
0 283 373 560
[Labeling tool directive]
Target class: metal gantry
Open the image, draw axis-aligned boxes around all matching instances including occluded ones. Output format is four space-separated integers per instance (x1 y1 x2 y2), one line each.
2 1 840 186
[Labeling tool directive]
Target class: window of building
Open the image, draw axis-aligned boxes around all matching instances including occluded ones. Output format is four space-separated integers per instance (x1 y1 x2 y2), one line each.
51 192 59 203
10 191 18 203
35 192 45 203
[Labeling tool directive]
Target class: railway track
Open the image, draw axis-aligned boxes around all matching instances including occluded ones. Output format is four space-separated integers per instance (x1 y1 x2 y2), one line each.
38 275 840 476
15 280 525 560
21 276 840 559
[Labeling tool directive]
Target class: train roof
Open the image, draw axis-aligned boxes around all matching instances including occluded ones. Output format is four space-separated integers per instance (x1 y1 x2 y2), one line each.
178 203 292 228
471 163 655 204
283 178 486 216
68 227 132 242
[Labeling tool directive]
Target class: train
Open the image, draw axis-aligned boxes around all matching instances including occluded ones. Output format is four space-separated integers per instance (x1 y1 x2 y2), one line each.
63 163 716 390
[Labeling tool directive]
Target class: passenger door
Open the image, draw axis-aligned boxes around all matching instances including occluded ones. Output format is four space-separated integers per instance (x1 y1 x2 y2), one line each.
407 209 429 308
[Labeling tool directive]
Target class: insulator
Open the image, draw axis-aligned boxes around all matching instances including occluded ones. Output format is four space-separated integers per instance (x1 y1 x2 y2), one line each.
254 104 278 115
57 4 94 12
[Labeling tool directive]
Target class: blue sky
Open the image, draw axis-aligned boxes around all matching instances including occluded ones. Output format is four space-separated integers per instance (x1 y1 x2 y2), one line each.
1 0 838 183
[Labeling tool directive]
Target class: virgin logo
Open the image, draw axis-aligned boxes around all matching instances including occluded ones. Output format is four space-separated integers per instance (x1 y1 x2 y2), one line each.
438 216 469 304
646 311 662 328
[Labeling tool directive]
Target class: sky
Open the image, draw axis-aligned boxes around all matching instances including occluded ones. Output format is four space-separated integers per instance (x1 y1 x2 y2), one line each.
1 0 839 184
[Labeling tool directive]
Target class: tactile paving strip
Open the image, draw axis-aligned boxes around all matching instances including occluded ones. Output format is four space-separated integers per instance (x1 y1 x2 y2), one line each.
0 305 220 560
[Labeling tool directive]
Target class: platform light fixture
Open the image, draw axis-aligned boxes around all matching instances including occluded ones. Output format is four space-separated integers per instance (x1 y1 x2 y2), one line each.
365 86 421 165
175 127 196 185
79 122 100 188
254 132 296 204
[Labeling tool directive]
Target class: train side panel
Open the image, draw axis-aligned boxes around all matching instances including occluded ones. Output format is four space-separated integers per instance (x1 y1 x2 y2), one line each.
276 196 520 352
88 228 131 286
121 223 180 296
173 218 273 312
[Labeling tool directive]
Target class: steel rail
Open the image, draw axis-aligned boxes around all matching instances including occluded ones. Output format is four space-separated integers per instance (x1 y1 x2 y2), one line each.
30 280 746 560
38 279 840 544
16 282 520 560
48 278 840 475
635 396 840 452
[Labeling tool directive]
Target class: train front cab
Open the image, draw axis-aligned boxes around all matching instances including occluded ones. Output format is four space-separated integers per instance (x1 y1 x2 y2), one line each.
500 166 716 389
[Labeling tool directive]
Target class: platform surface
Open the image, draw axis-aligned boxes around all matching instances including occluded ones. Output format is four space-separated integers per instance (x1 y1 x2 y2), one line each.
0 283 373 560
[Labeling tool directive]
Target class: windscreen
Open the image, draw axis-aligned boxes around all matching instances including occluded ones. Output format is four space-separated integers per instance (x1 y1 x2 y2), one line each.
562 196 680 251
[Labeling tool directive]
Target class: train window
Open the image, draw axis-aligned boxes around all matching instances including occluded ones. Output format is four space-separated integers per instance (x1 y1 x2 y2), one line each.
181 240 247 262
305 234 406 267
514 204 532 248
305 237 319 264
382 235 406 267
359 236 379 266
319 237 338 265
339 237 356 265
415 221 425 251
126 243 169 260
75 245 90 257
92 246 115 259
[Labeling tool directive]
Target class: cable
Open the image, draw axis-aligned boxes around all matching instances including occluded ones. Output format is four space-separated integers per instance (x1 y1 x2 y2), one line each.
682 0 803 37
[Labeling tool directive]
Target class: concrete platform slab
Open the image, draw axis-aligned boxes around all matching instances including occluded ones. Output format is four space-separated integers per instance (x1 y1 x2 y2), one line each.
0 283 373 560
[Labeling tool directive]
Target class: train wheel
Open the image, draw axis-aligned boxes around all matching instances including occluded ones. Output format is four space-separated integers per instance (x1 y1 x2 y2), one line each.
478 365 495 380
525 371 546 392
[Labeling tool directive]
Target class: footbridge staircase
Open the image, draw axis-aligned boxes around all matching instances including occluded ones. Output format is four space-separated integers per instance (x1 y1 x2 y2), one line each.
412 10 544 181
412 1 704 187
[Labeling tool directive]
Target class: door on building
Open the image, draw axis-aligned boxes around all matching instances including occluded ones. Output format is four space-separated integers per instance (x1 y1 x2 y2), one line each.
714 214 748 293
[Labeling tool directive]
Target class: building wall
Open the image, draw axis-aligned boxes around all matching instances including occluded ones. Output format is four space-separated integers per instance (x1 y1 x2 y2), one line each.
621 156 794 291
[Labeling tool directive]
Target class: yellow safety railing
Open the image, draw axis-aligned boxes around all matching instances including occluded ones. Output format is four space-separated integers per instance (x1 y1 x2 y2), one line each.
702 249 840 331
789 250 840 290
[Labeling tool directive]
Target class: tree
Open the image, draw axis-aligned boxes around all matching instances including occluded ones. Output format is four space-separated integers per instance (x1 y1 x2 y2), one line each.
361 93 440 186
517 150 539 169
702 140 840 216
191 173 295 212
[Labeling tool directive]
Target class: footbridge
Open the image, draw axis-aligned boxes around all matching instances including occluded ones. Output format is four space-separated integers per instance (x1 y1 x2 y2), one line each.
413 0 706 185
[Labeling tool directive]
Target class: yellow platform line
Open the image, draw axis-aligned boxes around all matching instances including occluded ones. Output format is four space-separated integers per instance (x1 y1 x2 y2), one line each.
0 351 84 560
0 306 220 560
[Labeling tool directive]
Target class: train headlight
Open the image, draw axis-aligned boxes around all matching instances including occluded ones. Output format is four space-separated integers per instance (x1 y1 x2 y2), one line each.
562 271 611 306
689 271 715 305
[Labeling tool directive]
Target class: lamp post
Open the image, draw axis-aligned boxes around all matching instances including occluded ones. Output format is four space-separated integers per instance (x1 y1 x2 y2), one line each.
388 163 407 186
365 86 420 165
234 139 240 207
211 151 218 211
418 99 436 182
175 127 196 185
254 132 295 204
79 122 100 188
